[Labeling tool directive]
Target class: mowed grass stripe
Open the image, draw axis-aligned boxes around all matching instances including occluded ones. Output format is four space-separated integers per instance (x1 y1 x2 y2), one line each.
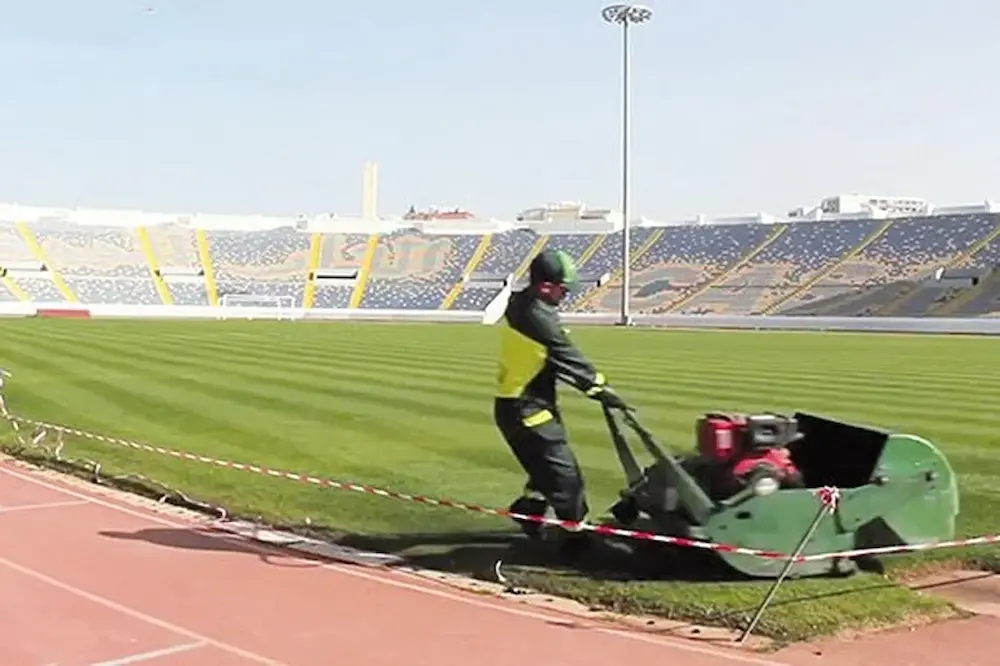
8 336 522 494
5 321 996 465
5 322 995 462
3 319 997 528
9 322 996 396
4 321 998 485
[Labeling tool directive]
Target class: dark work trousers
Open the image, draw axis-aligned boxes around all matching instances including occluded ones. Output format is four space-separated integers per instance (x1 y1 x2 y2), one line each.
493 399 589 523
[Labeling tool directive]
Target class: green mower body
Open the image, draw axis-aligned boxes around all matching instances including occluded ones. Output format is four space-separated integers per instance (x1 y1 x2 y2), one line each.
606 410 959 579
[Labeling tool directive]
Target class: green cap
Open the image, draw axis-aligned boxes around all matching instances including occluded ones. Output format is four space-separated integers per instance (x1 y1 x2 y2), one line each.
529 249 579 291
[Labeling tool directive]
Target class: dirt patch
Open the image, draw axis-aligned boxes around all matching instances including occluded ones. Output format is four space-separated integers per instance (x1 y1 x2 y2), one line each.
909 569 1000 617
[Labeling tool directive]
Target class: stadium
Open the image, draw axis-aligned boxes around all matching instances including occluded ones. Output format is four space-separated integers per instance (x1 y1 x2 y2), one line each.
2 187 1000 318
2 180 999 665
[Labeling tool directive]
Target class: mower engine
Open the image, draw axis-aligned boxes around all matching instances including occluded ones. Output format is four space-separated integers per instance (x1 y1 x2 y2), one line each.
696 413 805 500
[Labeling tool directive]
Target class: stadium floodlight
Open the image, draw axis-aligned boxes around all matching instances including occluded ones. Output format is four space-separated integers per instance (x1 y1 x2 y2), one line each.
602 3 653 326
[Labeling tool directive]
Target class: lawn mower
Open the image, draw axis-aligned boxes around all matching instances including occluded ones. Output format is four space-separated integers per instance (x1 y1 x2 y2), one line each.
603 406 960 579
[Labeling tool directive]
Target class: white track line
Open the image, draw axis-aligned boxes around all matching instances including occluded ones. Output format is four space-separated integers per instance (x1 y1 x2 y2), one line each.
0 521 286 666
89 640 206 665
0 499 88 514
0 464 790 666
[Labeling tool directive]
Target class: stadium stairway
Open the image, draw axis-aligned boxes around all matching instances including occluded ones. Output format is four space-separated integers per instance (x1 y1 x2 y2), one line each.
302 233 324 309
15 222 79 303
135 226 175 306
195 229 220 306
888 223 1000 317
440 233 492 310
573 228 664 311
950 220 1000 270
662 224 788 314
0 274 29 301
349 233 380 308
514 234 550 284
764 219 895 315
877 220 1000 317
573 234 606 267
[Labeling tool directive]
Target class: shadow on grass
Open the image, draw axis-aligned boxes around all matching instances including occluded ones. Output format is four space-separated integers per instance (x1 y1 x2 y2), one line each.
315 526 810 586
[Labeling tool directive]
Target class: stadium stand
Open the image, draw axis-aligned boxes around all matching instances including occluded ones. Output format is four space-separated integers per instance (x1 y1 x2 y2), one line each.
145 224 209 305
3 195 1000 317
207 227 311 306
359 229 485 310
311 233 372 310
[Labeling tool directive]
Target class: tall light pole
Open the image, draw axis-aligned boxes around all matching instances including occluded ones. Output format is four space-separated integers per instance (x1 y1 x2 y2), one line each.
602 3 652 326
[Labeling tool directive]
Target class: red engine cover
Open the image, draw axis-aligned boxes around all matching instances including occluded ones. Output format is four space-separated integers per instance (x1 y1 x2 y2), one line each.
697 413 748 464
731 447 800 482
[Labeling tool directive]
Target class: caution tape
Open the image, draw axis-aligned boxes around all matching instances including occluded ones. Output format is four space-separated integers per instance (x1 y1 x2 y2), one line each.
1 405 998 562
0 393 228 519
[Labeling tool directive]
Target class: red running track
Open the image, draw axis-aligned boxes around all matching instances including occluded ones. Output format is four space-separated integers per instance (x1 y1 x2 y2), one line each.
0 458 994 666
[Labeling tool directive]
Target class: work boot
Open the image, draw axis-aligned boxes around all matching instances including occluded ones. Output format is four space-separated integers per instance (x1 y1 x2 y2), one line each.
508 495 548 540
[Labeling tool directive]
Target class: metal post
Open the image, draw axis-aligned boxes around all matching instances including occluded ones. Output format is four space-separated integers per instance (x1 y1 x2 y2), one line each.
738 488 840 644
620 20 632 325
602 4 652 326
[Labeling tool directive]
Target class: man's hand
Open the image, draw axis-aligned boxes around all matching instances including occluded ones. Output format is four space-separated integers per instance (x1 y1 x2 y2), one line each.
595 386 630 411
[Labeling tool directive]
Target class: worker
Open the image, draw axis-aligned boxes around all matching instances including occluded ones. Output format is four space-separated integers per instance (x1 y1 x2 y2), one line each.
493 249 629 558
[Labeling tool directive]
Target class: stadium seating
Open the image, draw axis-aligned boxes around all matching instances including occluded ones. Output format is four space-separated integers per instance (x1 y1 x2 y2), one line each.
144 224 209 305
207 228 310 305
360 230 483 310
3 209 1000 317
312 233 371 310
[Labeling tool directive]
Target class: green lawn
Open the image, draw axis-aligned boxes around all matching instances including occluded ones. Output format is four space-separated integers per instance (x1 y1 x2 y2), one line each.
1 318 998 643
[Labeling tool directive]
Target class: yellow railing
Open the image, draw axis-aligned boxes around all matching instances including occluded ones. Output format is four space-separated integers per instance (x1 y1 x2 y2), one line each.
513 235 550 282
195 229 219 306
15 222 78 303
349 234 380 309
574 228 664 311
0 274 29 301
302 234 324 309
574 234 605 268
664 225 788 313
136 226 174 305
440 234 492 309
760 219 895 315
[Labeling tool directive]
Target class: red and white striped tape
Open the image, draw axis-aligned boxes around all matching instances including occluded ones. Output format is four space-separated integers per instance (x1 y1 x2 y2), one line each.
2 408 998 562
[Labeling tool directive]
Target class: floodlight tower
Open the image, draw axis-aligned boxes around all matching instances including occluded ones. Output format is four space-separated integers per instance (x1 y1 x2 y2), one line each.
602 3 652 325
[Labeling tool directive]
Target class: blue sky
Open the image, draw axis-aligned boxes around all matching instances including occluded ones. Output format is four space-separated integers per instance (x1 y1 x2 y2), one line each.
0 0 997 220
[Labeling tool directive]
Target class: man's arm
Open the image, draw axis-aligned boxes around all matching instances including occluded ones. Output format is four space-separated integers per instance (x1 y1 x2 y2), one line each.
532 311 610 398
547 326 608 397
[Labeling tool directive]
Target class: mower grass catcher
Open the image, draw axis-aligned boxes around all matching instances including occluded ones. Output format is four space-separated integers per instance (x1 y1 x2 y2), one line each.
604 407 959 579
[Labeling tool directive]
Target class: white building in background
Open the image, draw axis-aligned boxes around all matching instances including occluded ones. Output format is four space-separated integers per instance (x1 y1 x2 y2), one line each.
787 193 930 219
515 201 619 223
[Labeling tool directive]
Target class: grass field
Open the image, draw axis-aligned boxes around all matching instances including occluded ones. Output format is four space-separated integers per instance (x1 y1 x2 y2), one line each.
2 318 999 643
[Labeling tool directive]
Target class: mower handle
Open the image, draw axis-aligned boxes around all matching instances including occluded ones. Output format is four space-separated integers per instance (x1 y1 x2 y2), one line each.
601 404 669 463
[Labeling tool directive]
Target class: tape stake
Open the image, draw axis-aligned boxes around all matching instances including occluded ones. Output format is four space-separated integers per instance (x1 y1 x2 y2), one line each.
739 493 837 643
